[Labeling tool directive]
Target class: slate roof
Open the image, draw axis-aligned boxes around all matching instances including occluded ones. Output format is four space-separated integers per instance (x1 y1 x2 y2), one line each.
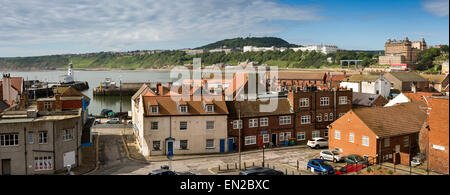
226 98 293 118
386 72 428 82
352 92 383 107
419 74 448 84
352 102 427 137
344 74 380 82
0 99 10 113
274 72 326 80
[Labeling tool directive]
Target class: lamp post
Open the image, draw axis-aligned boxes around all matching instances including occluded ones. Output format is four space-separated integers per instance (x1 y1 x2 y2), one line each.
238 104 242 170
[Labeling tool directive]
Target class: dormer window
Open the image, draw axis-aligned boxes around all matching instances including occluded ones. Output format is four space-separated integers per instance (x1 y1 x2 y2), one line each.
150 106 159 114
205 104 214 113
179 105 188 113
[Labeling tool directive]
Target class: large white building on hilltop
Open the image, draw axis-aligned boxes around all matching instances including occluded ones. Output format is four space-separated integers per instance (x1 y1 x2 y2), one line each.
292 45 339 54
243 45 339 54
243 46 287 52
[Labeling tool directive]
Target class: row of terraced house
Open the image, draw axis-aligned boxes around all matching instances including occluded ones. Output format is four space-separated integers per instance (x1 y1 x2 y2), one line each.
130 72 353 157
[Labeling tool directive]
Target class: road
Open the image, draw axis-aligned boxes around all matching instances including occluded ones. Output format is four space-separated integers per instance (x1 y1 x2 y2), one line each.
90 123 344 175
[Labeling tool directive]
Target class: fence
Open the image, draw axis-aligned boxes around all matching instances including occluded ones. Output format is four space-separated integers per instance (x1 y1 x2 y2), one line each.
365 155 445 175
216 160 313 175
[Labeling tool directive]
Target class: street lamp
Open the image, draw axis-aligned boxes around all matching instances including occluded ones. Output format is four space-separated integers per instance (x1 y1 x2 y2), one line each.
238 104 242 170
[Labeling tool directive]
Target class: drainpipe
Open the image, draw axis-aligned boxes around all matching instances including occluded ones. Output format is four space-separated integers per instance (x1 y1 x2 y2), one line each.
24 127 27 175
53 121 56 171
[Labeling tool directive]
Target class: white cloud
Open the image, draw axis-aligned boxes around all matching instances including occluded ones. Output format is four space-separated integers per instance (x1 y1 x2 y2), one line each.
0 0 322 55
422 0 449 17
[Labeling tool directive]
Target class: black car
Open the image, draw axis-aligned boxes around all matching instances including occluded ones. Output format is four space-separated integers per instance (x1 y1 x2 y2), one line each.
239 167 284 175
148 169 178 175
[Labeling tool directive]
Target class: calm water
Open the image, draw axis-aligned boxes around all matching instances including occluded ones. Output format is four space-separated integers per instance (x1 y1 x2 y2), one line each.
2 70 174 115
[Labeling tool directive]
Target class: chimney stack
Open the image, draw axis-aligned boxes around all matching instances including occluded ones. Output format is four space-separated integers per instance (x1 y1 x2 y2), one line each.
55 93 62 111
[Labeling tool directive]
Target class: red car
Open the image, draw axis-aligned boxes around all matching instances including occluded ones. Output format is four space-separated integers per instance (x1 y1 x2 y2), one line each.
335 164 366 175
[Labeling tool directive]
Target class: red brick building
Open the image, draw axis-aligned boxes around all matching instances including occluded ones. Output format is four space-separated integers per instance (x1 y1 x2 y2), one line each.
288 88 352 144
426 96 449 174
226 99 294 150
269 72 328 91
328 103 427 163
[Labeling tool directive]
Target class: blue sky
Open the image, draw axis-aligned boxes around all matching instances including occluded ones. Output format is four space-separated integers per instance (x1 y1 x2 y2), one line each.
0 0 448 57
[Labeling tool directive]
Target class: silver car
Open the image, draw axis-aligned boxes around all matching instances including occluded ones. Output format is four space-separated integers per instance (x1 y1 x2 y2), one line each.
320 150 345 162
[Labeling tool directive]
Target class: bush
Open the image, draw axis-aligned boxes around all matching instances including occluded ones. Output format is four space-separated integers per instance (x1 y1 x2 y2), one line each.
388 170 393 175
366 167 372 173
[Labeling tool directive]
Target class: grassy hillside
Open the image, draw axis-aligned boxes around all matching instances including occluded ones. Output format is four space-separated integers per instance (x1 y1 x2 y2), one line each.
196 37 300 49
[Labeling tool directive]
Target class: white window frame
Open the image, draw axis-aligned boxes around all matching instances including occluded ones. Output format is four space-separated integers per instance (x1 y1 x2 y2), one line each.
335 130 341 140
329 113 333 121
206 121 215 130
320 97 329 106
233 120 242 129
38 131 48 144
300 98 309 107
301 115 311 124
279 116 291 125
245 136 257 145
279 133 285 141
297 132 306 141
150 106 159 114
324 113 328 121
206 139 215 148
205 105 214 113
0 134 19 147
152 140 161 151
312 130 320 138
263 134 269 143
362 136 369 147
339 96 348 105
34 156 53 171
349 133 355 143
260 118 269 127
44 101 51 110
285 132 292 139
179 105 188 113
249 119 258 128
63 128 74 141
316 114 322 122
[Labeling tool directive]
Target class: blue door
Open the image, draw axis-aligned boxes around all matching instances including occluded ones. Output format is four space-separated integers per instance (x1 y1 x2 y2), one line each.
220 139 225 153
167 141 173 156
228 138 234 152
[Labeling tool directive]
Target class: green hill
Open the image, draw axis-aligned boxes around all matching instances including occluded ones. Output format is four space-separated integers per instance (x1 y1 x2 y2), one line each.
196 37 301 49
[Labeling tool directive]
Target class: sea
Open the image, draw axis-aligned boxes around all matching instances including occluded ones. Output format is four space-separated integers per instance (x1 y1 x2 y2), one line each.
1 70 174 115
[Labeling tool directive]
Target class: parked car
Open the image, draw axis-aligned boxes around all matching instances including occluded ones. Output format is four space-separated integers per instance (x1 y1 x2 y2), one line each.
307 159 335 175
335 164 366 175
148 165 178 175
101 109 113 117
239 167 284 175
411 157 422 167
307 137 328 149
94 119 102 124
148 169 178 175
345 154 369 166
106 118 121 124
320 150 345 162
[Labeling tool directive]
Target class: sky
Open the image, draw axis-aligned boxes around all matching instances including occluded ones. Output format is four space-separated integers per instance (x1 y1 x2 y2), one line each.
0 0 448 57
